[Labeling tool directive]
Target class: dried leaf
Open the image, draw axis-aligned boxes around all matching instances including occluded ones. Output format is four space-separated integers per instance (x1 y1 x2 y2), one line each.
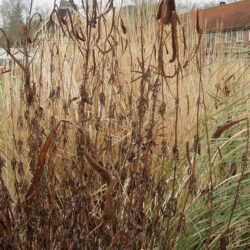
25 122 60 217
212 118 246 139
157 0 176 25
0 215 7 232
120 18 127 34
196 10 202 34
84 150 115 221
169 11 179 63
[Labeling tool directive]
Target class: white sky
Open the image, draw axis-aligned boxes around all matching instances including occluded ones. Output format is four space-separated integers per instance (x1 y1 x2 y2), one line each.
0 0 220 13
24 0 213 11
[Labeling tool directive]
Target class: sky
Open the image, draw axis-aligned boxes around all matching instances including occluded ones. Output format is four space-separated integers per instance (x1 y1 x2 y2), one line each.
0 0 222 15
22 0 213 11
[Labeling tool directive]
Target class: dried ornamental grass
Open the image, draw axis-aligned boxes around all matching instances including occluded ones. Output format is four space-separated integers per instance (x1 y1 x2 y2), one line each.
0 0 249 249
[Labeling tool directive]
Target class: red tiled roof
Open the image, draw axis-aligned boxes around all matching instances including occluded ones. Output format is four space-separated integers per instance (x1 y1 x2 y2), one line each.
199 0 250 32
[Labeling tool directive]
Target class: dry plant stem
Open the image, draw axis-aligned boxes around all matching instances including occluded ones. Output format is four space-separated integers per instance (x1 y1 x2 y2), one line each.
0 172 15 223
198 48 214 246
164 68 179 246
172 29 204 247
130 8 146 207
171 68 180 196
136 26 146 171
163 81 179 244
225 119 249 232
94 40 106 148
163 9 181 246
176 55 201 213
171 143 191 246
81 0 93 126
158 11 166 74
0 28 33 105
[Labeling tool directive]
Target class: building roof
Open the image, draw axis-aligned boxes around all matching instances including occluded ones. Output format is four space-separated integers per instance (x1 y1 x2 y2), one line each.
59 0 72 8
35 10 82 39
199 0 250 32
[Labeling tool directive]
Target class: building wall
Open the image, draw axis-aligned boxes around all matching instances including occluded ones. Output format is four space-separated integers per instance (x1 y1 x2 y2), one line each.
180 7 250 59
203 28 250 58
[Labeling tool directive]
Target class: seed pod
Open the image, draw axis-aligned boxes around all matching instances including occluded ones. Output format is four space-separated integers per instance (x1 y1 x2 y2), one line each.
24 110 29 120
55 85 61 99
80 85 92 104
196 9 202 35
63 102 69 116
30 118 39 132
161 197 177 218
159 102 166 117
105 135 112 152
16 139 23 154
99 92 105 106
49 88 56 101
128 151 136 163
169 11 179 63
128 95 132 106
157 0 176 25
120 18 127 34
108 104 116 119
17 116 24 129
161 140 169 155
18 161 25 177
50 64 55 72
0 155 5 171
118 114 125 126
137 97 147 118
95 118 102 131
192 134 201 155
29 155 36 173
11 158 17 171
35 106 43 119
172 146 179 163
189 175 197 195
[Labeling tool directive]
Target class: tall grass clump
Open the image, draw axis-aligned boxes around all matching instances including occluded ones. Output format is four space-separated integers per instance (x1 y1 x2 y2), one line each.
0 0 249 249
